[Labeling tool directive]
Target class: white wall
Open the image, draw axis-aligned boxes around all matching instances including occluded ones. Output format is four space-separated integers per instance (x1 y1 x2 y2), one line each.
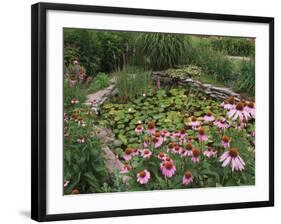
0 0 279 223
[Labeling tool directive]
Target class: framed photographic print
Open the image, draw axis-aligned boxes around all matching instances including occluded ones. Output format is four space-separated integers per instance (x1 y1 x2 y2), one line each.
31 2 274 222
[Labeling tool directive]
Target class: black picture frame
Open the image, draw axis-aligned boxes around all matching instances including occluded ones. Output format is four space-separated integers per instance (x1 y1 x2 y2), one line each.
31 2 274 222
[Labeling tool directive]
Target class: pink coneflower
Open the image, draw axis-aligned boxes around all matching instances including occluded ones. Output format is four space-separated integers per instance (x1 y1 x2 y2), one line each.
167 142 175 152
120 163 132 174
221 96 236 110
158 152 167 160
182 171 193 186
78 71 85 80
179 128 187 139
188 116 201 129
132 148 140 156
213 118 230 129
147 121 156 135
64 112 68 123
184 143 193 156
153 132 164 148
135 124 144 134
64 180 70 188
197 128 208 142
137 170 151 184
161 130 170 141
143 137 150 148
245 101 255 119
141 149 152 159
172 130 180 138
71 97 79 105
123 147 133 161
73 60 79 65
77 136 85 144
64 127 69 137
68 77 77 86
77 116 84 127
203 111 215 122
187 136 193 142
161 160 176 177
172 144 182 154
221 135 231 148
219 147 245 171
191 148 201 163
227 102 250 121
203 147 217 158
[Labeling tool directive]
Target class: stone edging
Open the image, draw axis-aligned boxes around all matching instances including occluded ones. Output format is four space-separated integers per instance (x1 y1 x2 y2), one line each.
152 71 242 100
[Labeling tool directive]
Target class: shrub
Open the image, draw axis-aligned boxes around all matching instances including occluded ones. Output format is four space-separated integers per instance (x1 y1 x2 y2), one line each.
87 73 110 94
137 33 187 70
64 28 101 76
96 32 134 72
190 40 234 82
116 68 152 102
235 60 255 96
211 37 255 57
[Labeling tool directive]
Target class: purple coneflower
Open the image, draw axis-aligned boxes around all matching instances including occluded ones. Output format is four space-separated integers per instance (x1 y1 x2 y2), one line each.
213 118 230 129
137 170 151 184
221 96 236 110
221 135 231 148
147 121 156 135
135 124 144 134
245 101 255 119
153 132 164 148
191 148 201 163
64 180 70 188
167 142 175 152
120 163 132 174
227 102 250 121
172 144 182 154
182 171 193 186
197 128 208 142
123 147 133 161
141 149 152 159
157 152 167 160
203 147 217 158
77 136 85 144
219 147 245 171
71 97 79 105
188 116 201 129
161 160 176 178
203 111 215 122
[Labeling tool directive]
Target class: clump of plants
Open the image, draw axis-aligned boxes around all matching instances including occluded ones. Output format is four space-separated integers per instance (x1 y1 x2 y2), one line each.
166 65 202 79
136 33 188 70
99 88 225 147
87 72 110 94
112 96 255 191
115 68 152 103
235 60 255 96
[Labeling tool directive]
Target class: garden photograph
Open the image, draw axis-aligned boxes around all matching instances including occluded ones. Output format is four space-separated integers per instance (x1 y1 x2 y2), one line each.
63 28 255 195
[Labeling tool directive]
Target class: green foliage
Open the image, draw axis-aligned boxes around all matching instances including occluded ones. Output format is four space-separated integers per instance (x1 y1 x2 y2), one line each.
63 105 109 194
115 68 152 102
190 40 234 82
235 60 255 96
99 88 224 146
64 28 101 76
96 32 134 72
137 33 188 70
211 37 255 57
87 73 110 94
166 65 202 79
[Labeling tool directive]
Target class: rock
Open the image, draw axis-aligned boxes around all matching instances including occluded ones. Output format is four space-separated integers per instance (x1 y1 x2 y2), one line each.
152 71 244 100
